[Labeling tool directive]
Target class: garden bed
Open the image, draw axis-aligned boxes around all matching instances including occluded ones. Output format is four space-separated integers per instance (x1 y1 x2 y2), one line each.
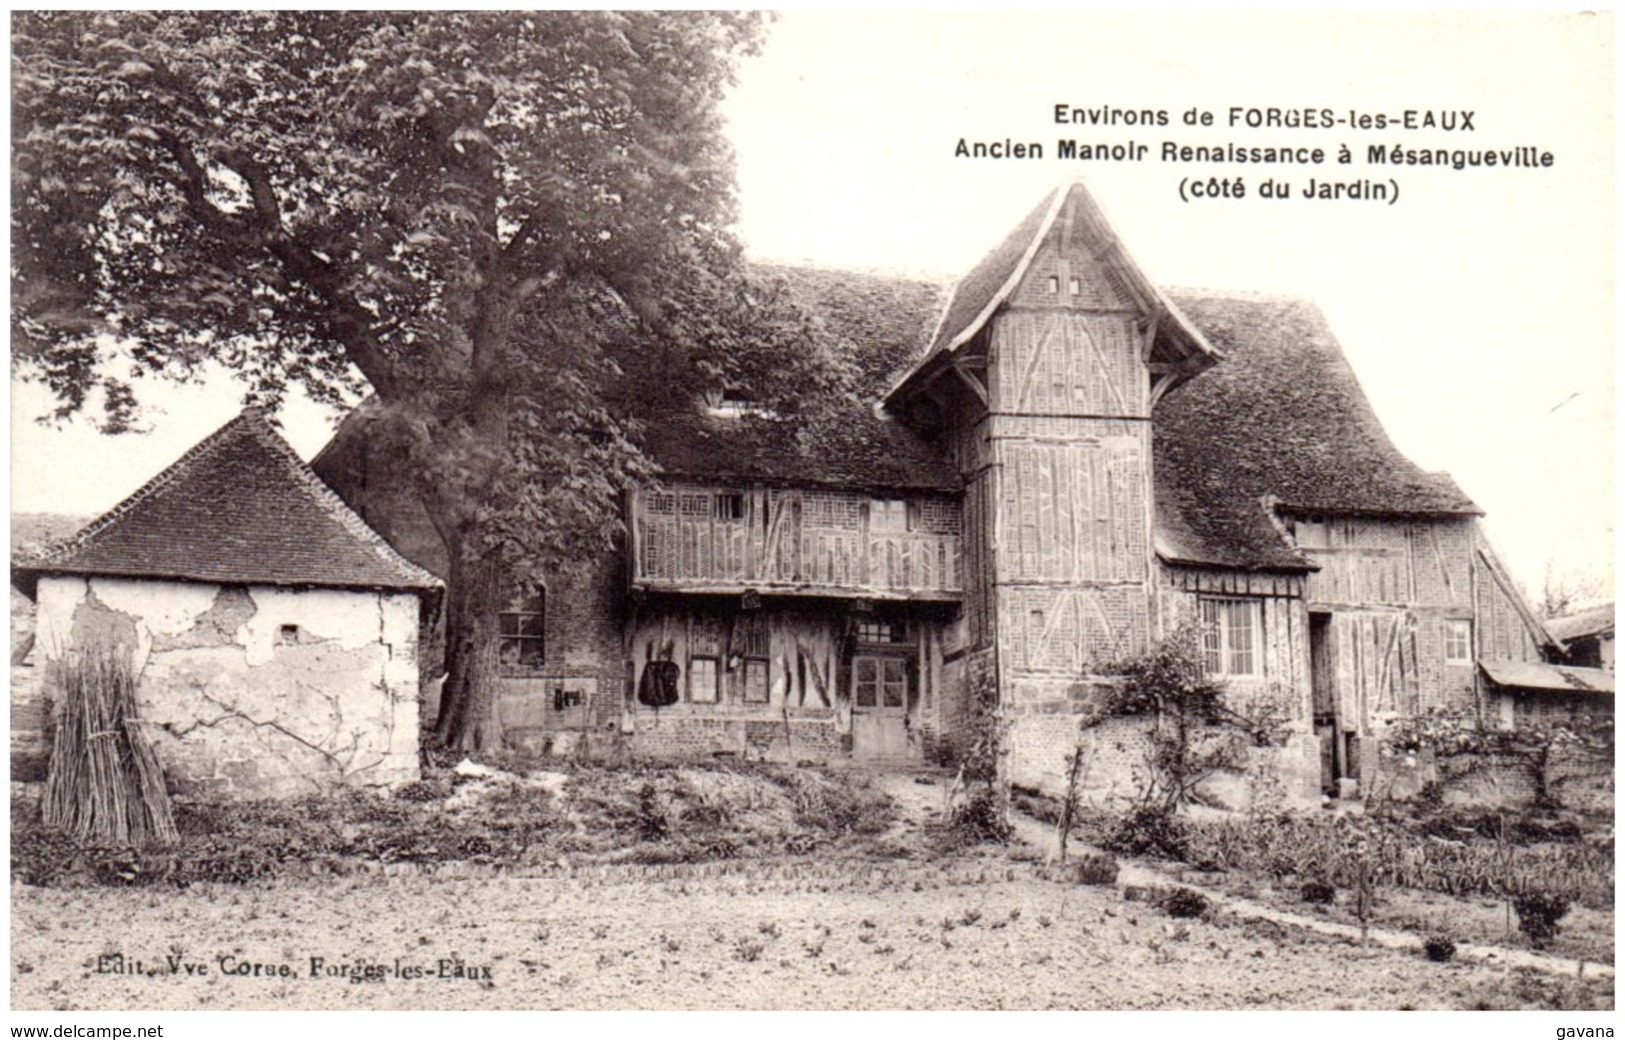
11 758 900 888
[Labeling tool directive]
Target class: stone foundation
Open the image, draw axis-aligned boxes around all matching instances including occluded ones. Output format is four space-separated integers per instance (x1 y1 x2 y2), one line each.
627 709 845 762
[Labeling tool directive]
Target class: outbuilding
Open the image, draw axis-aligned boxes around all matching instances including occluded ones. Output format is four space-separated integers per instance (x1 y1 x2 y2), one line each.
12 410 440 799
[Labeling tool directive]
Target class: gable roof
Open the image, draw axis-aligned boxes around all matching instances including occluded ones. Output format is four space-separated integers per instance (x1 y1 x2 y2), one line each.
884 180 1218 407
1153 291 1482 571
15 410 440 594
635 264 960 492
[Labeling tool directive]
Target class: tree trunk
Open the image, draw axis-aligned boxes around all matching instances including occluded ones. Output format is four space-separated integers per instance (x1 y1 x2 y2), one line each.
434 548 506 753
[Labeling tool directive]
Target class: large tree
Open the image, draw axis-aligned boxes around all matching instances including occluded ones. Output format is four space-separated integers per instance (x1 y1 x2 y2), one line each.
13 11 849 750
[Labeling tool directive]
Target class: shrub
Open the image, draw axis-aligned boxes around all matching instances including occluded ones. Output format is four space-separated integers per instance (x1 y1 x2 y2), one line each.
1512 892 1571 949
947 788 1014 846
11 826 80 886
1299 880 1336 904
1422 935 1457 962
1103 806 1187 860
636 783 669 842
1158 887 1209 919
1069 851 1119 886
395 779 450 803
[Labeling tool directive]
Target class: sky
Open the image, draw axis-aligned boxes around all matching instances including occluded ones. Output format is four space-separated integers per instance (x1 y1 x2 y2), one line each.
8 9 1615 605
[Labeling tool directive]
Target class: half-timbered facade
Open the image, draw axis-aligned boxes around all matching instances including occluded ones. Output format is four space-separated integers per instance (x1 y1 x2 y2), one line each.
313 179 1562 803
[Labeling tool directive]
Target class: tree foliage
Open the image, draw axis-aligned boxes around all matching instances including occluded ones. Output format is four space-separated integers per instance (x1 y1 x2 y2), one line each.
13 12 854 749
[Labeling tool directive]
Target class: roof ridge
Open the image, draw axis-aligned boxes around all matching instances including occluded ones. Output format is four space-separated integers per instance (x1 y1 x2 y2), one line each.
1162 285 1319 307
749 258 956 286
235 413 441 589
30 411 261 566
931 184 1067 358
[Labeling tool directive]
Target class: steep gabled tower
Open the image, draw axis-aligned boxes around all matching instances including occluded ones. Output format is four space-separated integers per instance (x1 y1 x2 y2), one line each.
886 181 1218 776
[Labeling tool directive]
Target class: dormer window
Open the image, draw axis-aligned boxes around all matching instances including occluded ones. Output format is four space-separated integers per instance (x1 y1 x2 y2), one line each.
706 397 754 419
703 388 773 420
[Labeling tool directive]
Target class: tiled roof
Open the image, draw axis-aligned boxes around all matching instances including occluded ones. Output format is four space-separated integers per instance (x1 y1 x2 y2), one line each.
311 201 1482 570
16 410 440 593
885 181 1218 407
1154 290 1482 571
923 188 1059 358
636 264 961 492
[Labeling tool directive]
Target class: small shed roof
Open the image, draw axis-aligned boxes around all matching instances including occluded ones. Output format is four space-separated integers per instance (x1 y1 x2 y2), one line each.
15 410 440 595
1480 659 1614 695
1546 603 1615 644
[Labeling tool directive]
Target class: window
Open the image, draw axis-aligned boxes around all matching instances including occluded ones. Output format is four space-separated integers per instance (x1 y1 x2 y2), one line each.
702 389 775 420
854 656 908 709
742 657 770 704
1444 620 1472 664
856 620 908 645
498 590 546 673
1200 598 1262 677
689 656 719 703
714 493 746 522
1291 518 1329 548
868 499 913 533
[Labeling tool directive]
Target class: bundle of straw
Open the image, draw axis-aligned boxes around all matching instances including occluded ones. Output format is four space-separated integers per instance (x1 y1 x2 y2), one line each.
42 647 178 845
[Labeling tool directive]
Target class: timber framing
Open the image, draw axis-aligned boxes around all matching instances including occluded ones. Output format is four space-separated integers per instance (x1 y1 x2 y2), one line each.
883 179 1220 411
302 176 1572 797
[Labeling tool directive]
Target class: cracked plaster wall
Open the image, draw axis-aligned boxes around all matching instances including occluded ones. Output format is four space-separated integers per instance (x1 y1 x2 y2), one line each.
35 575 421 799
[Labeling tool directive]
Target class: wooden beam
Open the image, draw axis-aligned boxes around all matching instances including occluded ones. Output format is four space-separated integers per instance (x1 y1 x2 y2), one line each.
950 361 989 407
632 580 963 603
1140 306 1164 363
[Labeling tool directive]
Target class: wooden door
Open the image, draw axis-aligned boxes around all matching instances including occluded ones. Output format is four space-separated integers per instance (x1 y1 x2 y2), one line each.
851 654 911 759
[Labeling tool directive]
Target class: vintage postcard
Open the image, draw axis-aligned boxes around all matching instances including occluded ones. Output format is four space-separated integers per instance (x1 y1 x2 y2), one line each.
8 9 1614 1028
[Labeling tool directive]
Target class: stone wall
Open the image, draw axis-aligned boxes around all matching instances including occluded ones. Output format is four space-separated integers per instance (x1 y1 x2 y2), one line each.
11 659 48 781
1370 743 1614 814
1009 709 1322 811
34 575 422 799
626 709 844 762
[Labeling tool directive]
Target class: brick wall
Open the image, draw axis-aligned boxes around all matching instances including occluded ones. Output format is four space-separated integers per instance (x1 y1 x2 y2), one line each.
498 549 629 750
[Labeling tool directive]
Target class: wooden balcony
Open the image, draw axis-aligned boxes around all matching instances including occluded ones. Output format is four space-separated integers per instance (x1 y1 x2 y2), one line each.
630 486 962 601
